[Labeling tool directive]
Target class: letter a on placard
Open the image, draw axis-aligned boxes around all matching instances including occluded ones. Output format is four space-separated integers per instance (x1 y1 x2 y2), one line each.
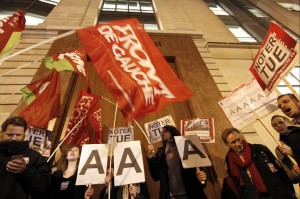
117 147 142 175
114 141 145 186
174 135 212 168
183 140 206 160
76 144 108 185
79 150 104 175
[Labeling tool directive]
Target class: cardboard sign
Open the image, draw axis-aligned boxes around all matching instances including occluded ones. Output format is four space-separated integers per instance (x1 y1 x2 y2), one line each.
218 78 278 129
76 144 108 185
107 126 134 144
174 136 212 168
25 126 52 157
181 117 215 143
114 141 145 186
144 115 176 143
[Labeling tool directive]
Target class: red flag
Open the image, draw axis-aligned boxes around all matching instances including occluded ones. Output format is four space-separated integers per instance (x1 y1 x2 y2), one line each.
43 48 89 88
88 101 102 144
0 10 26 55
76 18 192 121
18 71 61 128
65 90 102 145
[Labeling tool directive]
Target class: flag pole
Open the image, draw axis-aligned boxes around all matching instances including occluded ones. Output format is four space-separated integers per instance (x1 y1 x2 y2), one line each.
108 102 118 199
101 96 151 144
0 58 43 77
281 76 300 101
0 30 76 63
47 115 86 162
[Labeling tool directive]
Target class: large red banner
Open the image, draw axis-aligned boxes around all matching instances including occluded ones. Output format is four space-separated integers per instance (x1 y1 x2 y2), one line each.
76 18 191 121
249 21 299 95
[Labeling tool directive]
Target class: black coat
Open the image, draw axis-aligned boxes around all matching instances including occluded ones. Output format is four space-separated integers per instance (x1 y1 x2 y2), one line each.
49 170 87 199
147 147 207 199
225 144 296 199
287 126 300 166
0 141 51 199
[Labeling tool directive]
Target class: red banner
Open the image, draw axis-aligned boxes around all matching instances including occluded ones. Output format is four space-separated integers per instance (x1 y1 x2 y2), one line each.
18 71 61 128
249 21 299 95
0 10 26 54
64 90 102 145
76 18 191 121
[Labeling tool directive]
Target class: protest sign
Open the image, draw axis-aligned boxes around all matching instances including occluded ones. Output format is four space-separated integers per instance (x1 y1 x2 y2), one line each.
181 117 215 143
114 141 145 186
76 144 108 185
174 136 212 168
25 126 52 157
107 126 134 144
144 115 175 143
218 78 278 129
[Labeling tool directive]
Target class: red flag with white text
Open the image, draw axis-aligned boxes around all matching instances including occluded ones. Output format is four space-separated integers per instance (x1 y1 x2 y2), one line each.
0 10 26 55
43 48 89 88
64 90 102 145
18 71 61 128
76 18 192 121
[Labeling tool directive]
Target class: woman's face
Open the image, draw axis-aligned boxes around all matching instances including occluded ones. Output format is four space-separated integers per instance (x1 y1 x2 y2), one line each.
66 146 80 161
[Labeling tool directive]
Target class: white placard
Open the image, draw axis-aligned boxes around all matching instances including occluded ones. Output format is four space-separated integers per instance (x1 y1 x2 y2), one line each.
144 115 176 143
107 126 134 144
174 136 212 168
114 141 145 186
76 144 108 185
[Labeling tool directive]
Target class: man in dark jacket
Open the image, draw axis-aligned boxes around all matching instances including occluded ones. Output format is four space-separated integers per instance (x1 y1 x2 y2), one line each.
147 125 207 199
0 116 51 199
277 93 300 125
222 127 296 199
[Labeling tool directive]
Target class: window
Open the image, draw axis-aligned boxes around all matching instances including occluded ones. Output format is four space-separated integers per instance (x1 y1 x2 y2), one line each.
39 0 60 6
227 25 257 42
278 3 300 11
99 0 159 30
205 1 257 42
277 65 300 95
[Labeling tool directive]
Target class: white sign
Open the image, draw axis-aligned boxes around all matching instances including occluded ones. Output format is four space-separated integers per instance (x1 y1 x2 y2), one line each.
76 144 108 185
218 78 278 129
174 136 212 168
107 126 134 144
114 141 145 186
144 115 176 143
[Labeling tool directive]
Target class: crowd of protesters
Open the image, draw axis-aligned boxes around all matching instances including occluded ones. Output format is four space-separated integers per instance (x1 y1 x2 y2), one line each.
0 93 299 199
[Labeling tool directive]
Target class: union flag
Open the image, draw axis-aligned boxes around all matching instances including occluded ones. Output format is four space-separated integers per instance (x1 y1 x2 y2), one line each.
76 18 191 121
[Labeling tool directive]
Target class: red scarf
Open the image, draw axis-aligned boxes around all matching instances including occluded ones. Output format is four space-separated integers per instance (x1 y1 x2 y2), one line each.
227 140 268 193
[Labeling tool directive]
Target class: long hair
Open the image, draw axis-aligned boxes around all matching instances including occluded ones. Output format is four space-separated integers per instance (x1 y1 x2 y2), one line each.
56 143 81 172
162 125 180 146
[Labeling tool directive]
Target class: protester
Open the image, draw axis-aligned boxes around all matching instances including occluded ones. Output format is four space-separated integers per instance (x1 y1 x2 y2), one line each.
49 144 94 199
0 116 51 199
277 93 300 125
147 125 207 199
99 167 149 199
222 127 296 199
271 115 300 183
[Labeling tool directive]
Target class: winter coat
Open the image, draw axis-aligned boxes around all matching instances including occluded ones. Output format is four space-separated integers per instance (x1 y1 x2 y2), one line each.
147 146 207 199
224 144 296 199
0 141 51 199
